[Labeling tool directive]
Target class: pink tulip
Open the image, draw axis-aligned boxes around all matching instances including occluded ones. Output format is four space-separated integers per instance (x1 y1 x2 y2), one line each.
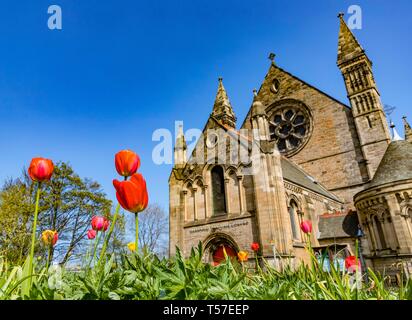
87 229 96 239
91 216 106 231
87 229 96 240
300 220 312 234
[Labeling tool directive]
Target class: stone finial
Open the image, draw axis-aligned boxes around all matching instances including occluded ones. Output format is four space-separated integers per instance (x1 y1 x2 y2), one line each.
402 116 412 142
253 89 258 97
268 53 276 64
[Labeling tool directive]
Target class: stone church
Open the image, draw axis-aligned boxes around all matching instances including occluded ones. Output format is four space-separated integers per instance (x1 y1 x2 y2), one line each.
169 14 412 278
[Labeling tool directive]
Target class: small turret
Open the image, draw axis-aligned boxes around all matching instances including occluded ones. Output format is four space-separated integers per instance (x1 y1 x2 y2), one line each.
250 89 270 141
174 124 187 169
403 116 412 142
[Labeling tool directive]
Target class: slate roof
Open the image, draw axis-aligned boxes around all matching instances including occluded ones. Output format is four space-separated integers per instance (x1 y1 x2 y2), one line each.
368 140 412 189
318 212 359 240
281 157 342 202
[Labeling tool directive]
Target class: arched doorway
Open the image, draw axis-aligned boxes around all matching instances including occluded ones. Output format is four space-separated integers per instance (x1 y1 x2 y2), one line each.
212 244 237 265
203 233 239 265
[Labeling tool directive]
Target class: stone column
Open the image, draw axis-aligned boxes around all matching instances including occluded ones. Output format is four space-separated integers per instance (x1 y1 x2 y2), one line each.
193 187 198 221
237 175 245 214
386 194 412 251
371 217 382 250
365 218 377 252
382 215 397 251
224 178 231 215
203 185 210 218
182 190 188 222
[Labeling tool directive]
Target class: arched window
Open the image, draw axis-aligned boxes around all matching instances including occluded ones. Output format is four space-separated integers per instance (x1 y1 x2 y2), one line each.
211 166 226 215
374 215 387 249
289 200 300 241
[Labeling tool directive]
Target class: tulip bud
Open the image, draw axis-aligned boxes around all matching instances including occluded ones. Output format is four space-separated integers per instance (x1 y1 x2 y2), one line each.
251 242 260 252
237 251 248 262
115 150 140 177
300 220 312 234
91 216 107 231
28 158 54 182
127 242 136 252
87 229 96 239
345 256 361 273
113 173 149 213
41 230 58 246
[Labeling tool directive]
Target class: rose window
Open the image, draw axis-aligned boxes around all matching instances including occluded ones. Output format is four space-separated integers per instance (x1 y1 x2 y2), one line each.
269 105 311 155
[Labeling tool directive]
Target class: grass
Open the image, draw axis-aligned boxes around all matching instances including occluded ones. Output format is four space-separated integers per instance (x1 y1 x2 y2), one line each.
0 243 411 300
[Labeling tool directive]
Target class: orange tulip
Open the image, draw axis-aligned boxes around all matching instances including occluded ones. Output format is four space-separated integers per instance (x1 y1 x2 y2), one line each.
41 230 58 246
237 251 248 262
113 173 148 213
115 150 140 177
28 158 54 182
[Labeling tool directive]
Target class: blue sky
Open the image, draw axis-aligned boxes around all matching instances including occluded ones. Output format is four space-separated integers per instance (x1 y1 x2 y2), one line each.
0 0 411 214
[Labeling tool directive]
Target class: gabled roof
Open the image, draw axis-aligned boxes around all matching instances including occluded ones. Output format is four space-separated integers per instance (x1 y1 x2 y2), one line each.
368 140 412 189
280 157 342 202
240 63 350 129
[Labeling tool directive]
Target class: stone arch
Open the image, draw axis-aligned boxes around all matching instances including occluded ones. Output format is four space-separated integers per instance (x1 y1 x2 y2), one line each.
288 197 302 241
203 232 239 264
193 177 206 220
227 169 241 214
210 165 227 216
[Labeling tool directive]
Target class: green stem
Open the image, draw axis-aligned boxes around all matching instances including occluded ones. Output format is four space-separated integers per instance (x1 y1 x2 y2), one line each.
98 203 121 267
45 245 52 271
135 212 139 253
28 183 41 288
355 238 360 298
89 231 101 269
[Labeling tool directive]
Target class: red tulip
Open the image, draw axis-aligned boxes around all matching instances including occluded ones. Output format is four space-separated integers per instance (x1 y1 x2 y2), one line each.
91 216 106 231
28 157 54 182
87 229 96 239
113 173 148 213
115 150 140 177
345 256 361 272
300 220 312 234
251 242 260 252
103 217 110 232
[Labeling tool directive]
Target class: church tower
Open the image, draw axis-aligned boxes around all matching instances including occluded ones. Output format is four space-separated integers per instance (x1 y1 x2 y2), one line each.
337 13 391 180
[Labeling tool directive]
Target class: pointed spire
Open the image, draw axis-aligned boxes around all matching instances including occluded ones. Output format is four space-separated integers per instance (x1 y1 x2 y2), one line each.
211 77 237 128
390 121 403 141
175 124 187 150
174 124 187 168
403 116 412 142
337 13 367 66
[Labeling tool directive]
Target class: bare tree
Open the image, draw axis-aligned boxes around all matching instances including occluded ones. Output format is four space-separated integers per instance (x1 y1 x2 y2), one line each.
129 204 168 256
